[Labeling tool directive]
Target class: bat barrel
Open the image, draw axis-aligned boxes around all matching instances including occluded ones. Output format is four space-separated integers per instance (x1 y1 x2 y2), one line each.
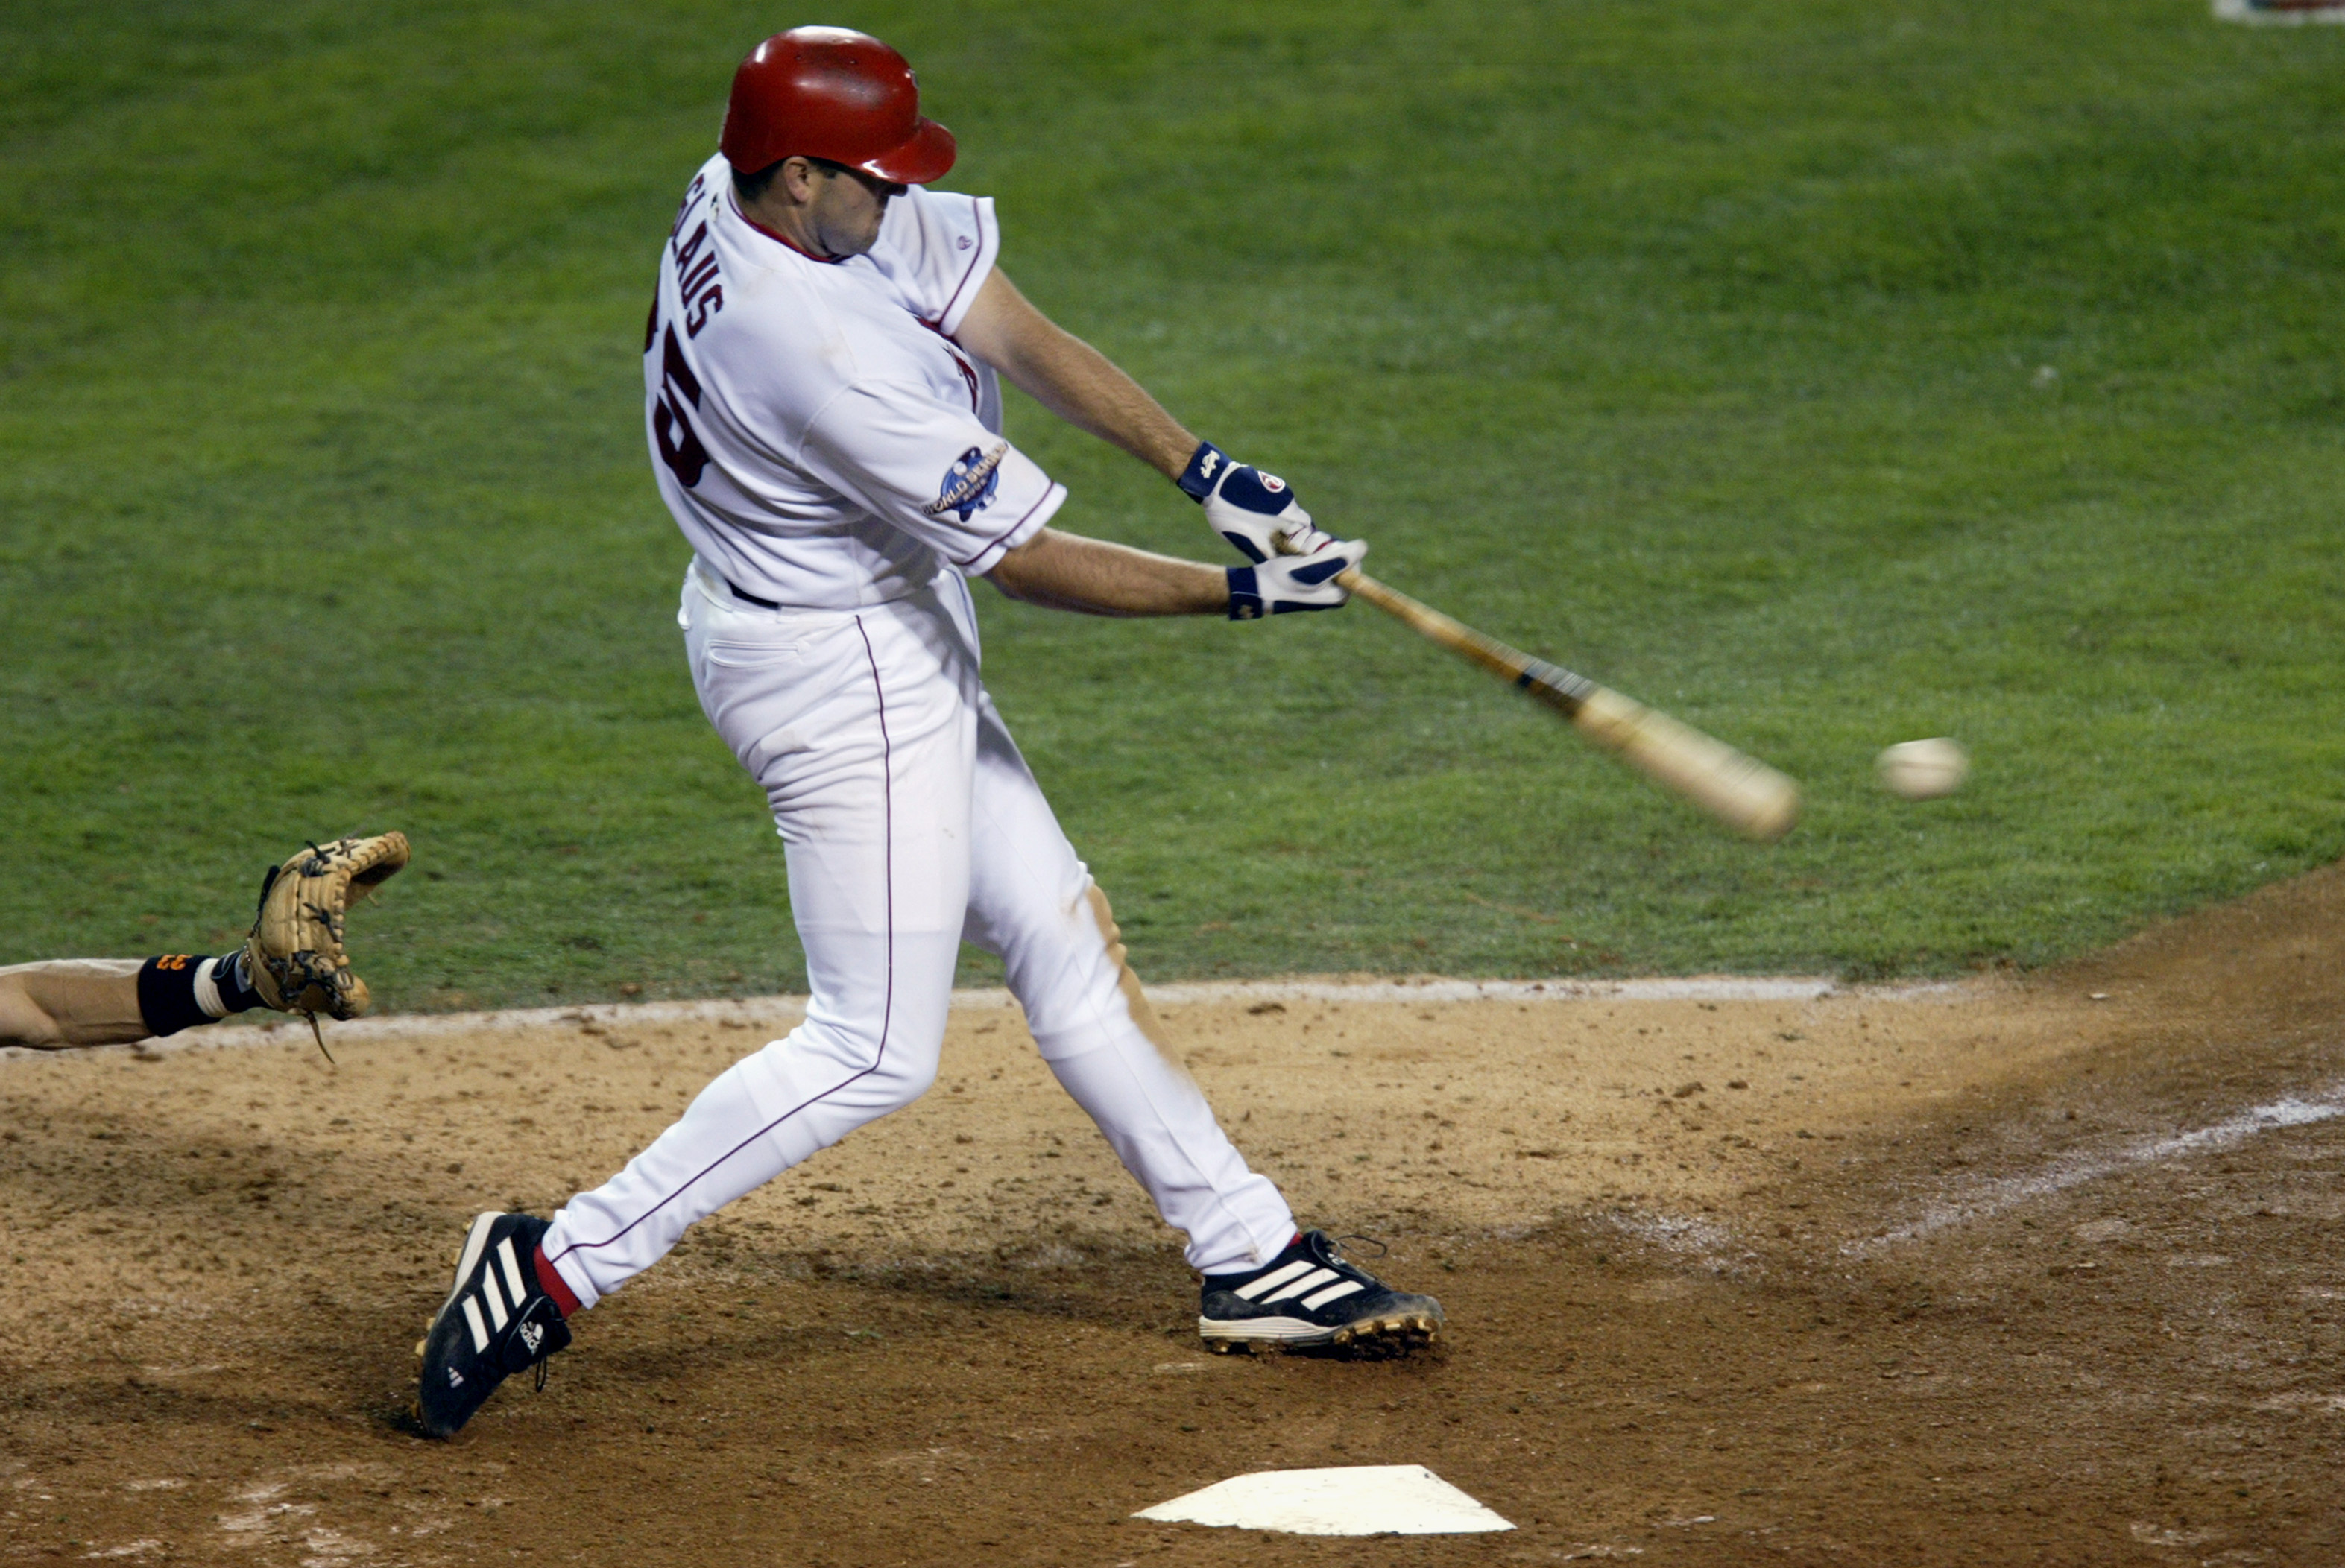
1571 688 1801 841
1336 567 1799 841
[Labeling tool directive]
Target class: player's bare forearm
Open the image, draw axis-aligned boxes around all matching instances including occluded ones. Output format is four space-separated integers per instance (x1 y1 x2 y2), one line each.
953 271 1196 480
986 528 1227 617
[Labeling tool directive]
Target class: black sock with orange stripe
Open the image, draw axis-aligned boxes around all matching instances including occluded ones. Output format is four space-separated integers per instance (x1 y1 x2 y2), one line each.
136 952 267 1037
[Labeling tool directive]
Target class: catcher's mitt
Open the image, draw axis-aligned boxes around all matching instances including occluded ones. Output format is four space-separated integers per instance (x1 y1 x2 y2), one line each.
244 832 411 1022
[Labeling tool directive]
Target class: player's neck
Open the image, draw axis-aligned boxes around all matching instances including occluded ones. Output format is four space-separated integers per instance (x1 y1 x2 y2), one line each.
734 190 842 263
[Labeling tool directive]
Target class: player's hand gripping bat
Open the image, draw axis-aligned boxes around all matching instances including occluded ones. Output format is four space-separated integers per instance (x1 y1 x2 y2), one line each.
1309 554 1801 841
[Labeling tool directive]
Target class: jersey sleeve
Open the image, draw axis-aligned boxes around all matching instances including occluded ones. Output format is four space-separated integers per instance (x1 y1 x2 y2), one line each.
871 186 999 335
797 381 1063 575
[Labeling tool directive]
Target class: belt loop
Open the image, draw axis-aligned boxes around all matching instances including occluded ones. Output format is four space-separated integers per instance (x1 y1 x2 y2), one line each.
725 576 784 612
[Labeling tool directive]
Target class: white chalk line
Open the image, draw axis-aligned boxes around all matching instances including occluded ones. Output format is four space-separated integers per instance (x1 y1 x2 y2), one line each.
332 971 1955 1037
1141 976 1942 1006
1846 1084 2345 1257
1594 1080 2345 1273
1 973 1966 1063
1603 1210 1752 1273
2213 0 2345 26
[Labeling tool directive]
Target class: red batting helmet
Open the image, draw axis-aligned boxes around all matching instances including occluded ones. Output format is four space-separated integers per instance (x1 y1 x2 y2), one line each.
719 27 956 185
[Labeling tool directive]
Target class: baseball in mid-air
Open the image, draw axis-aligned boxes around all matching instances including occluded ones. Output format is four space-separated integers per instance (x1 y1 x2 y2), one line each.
1877 737 1969 800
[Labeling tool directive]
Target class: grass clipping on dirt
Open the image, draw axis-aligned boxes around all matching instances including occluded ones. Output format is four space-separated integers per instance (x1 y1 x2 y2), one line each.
4 0 2344 1008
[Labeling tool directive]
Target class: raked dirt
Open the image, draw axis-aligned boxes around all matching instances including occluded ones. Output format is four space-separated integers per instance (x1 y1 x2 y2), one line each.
0 970 2072 1277
6 864 2345 1564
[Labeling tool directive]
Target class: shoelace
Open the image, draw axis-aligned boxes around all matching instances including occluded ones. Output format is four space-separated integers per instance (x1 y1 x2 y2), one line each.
520 1298 561 1392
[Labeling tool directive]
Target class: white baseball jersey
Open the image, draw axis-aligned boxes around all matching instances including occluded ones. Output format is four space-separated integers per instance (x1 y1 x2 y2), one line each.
643 153 1065 609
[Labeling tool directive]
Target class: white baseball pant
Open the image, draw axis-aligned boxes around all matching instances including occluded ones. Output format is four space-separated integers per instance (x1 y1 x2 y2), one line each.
538 563 1295 1308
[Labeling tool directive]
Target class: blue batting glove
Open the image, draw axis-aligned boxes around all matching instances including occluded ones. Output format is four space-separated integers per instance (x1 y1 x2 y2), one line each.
1178 441 1337 564
1227 538 1367 619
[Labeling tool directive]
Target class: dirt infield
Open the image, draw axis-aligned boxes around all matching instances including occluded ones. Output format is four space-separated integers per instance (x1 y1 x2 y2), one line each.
7 868 2345 1565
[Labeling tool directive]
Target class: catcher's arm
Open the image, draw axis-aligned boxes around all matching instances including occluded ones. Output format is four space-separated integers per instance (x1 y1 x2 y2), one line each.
0 835 409 1053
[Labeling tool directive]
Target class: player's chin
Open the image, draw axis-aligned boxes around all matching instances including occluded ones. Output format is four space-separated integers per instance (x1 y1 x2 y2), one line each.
824 223 886 260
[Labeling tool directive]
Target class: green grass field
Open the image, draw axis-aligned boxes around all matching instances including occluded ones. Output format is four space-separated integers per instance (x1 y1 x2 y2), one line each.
5 0 2343 1008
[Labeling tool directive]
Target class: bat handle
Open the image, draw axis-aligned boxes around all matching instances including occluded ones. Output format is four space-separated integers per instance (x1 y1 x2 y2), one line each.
1335 568 1591 709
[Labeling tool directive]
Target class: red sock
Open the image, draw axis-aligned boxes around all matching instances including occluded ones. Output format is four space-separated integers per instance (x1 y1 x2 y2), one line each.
532 1242 581 1318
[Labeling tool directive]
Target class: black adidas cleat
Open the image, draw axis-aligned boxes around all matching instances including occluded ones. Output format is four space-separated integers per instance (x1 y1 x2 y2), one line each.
1199 1229 1444 1353
414 1211 571 1439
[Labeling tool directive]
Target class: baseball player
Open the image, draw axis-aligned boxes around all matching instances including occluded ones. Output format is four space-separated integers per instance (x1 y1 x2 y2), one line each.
414 27 1440 1440
1 834 409 1050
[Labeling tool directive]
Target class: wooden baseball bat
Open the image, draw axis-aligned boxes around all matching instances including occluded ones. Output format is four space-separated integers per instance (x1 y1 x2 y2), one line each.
1334 566 1800 841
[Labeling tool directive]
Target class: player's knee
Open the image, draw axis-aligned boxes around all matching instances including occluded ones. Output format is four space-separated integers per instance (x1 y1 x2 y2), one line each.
879 1049 941 1107
818 1039 938 1116
768 1011 944 1110
997 886 1126 1034
869 1014 945 1100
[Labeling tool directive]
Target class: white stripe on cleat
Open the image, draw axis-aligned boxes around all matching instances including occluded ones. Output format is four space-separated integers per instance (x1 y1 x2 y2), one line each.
441 1213 501 1317
1233 1261 1316 1302
1261 1268 1339 1304
496 1237 528 1308
1301 1279 1367 1311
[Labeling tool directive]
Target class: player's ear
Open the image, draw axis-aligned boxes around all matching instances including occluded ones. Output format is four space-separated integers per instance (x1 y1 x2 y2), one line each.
777 155 822 204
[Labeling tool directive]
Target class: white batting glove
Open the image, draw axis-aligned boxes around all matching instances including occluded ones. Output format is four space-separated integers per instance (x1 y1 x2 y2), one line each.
1177 441 1335 563
1227 537 1366 619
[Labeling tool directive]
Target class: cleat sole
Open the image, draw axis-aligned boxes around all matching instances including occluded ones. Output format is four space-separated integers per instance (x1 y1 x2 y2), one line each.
1197 1232 1442 1358
1201 1310 1444 1355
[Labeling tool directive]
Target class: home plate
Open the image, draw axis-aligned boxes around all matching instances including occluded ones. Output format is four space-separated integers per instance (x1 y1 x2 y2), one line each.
1134 1464 1514 1535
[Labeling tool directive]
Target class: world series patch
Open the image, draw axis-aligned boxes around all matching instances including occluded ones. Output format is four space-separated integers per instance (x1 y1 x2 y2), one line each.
925 441 1006 521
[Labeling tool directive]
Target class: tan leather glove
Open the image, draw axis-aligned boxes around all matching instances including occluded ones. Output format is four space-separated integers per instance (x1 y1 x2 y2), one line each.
244 832 411 1020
